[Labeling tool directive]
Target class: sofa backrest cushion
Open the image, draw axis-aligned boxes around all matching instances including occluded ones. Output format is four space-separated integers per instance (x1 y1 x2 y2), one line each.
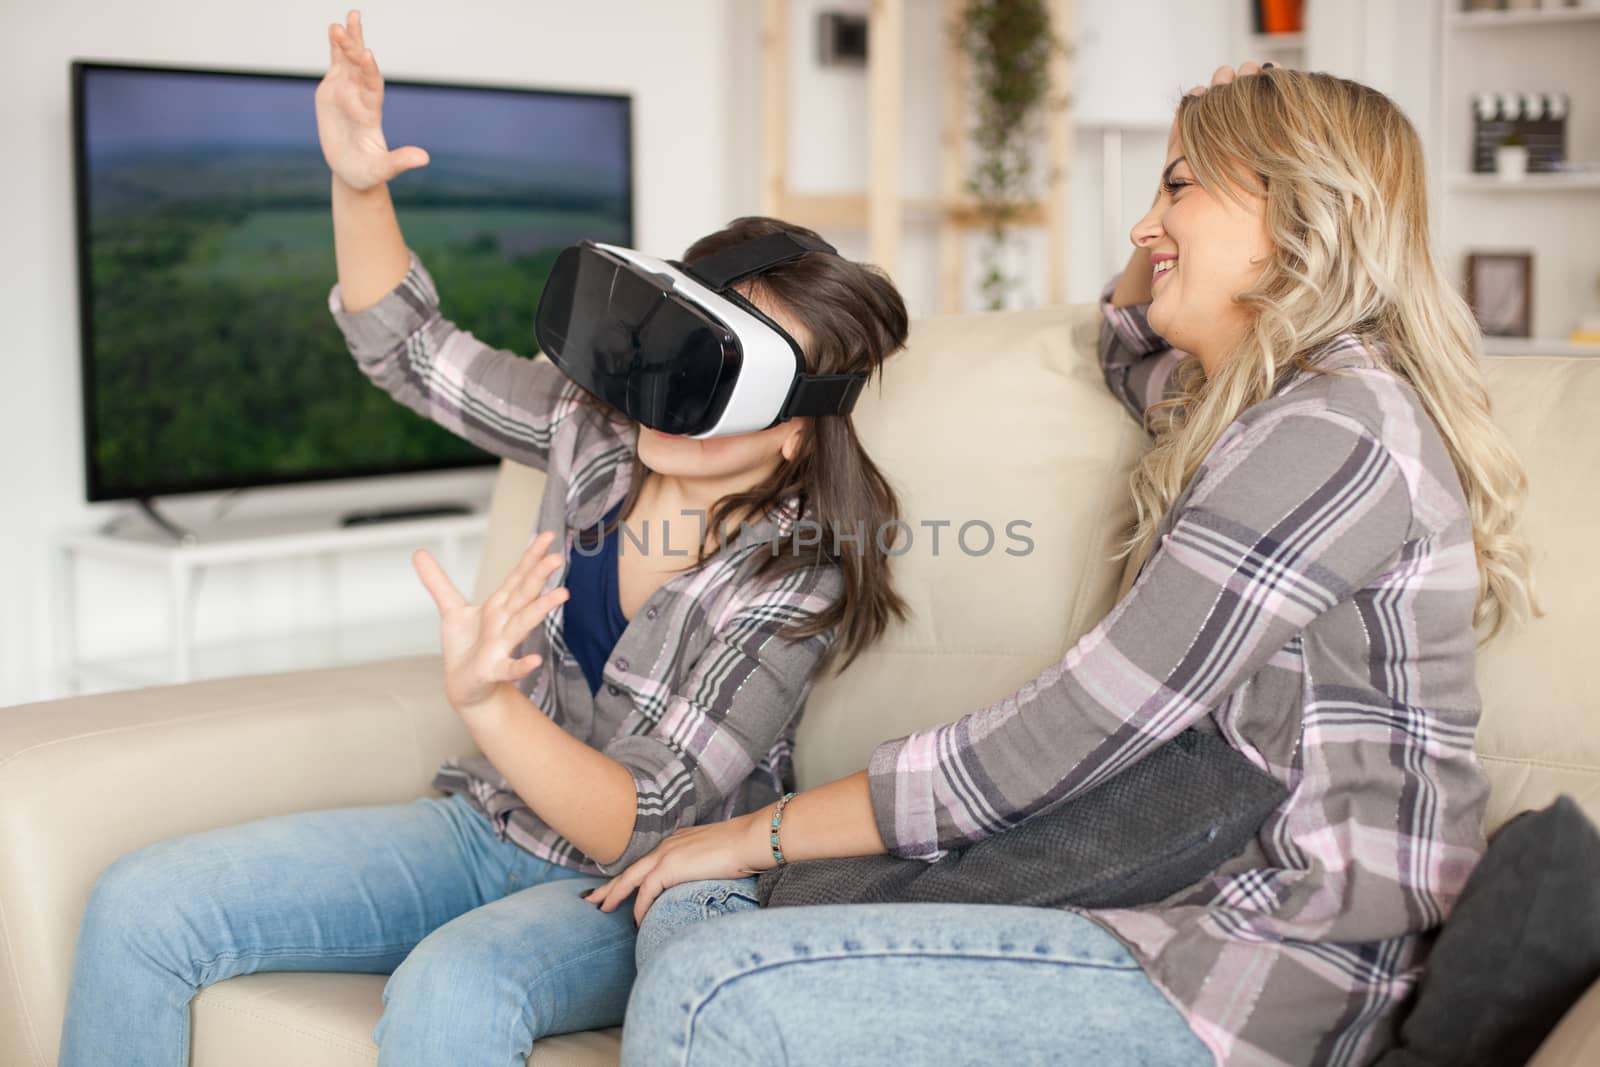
477 306 1146 792
1471 355 1600 834
792 305 1147 788
477 333 1600 838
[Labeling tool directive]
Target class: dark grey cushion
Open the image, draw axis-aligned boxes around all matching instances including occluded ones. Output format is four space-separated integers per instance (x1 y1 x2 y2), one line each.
1376 795 1600 1067
757 727 1286 910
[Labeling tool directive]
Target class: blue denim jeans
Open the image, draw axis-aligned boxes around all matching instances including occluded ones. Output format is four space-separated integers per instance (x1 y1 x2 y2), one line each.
59 793 636 1067
626 878 1213 1066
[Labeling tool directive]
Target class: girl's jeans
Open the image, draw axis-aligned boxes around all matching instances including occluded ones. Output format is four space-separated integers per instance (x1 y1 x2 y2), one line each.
59 792 635 1067
627 878 1214 1067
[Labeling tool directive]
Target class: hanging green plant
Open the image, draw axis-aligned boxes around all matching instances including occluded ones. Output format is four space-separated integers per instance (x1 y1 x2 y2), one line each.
957 0 1062 310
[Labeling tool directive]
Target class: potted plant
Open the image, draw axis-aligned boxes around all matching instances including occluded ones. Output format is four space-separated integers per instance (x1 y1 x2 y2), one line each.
957 0 1061 310
1496 130 1530 183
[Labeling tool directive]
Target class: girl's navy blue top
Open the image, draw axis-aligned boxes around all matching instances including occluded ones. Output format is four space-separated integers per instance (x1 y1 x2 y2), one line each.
563 501 630 694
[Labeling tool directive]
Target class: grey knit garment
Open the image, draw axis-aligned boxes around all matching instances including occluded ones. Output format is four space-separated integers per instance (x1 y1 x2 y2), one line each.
757 729 1287 910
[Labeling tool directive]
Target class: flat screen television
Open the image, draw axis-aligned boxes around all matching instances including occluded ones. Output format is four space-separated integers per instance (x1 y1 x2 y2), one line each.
71 60 633 503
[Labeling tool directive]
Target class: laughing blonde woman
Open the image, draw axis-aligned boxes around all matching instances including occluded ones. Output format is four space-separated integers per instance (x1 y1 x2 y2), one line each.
587 64 1537 1066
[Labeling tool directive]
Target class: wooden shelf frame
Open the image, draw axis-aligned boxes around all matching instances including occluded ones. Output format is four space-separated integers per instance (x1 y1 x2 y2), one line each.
761 0 1074 313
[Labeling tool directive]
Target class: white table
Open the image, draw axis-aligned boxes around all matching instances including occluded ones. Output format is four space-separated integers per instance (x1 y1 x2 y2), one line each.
57 510 488 692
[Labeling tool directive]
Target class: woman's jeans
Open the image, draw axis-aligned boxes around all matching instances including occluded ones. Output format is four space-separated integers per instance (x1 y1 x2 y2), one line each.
627 878 1214 1067
60 793 636 1067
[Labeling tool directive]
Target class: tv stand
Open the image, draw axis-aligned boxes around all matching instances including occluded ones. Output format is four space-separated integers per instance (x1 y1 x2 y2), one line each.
57 507 487 692
340 502 474 527
124 498 198 544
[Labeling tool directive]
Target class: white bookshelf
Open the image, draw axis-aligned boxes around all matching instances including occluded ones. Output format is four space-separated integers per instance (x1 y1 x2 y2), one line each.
1435 0 1600 354
1448 171 1600 192
1245 31 1305 55
1447 6 1600 30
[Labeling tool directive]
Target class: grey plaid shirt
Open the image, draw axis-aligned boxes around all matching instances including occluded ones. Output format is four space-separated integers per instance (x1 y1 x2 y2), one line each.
866 278 1491 1066
329 250 844 875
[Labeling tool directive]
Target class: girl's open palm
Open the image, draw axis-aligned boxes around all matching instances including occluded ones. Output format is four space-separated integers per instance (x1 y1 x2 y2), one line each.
413 531 570 713
315 9 430 191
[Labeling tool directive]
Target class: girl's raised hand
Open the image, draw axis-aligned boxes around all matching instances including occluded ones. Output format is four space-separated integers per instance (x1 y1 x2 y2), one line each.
314 9 430 191
412 531 570 715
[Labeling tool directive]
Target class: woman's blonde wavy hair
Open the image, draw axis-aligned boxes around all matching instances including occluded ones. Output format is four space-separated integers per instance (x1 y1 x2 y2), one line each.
1122 68 1536 641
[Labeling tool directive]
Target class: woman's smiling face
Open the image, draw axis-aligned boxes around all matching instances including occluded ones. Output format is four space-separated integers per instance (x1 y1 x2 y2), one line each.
1130 129 1273 375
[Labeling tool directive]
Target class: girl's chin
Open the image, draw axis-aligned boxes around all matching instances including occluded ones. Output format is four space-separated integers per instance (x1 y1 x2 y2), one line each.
637 434 715 476
638 428 700 460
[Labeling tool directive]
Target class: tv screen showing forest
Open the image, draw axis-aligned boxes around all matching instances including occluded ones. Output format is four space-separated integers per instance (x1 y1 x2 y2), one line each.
73 62 632 501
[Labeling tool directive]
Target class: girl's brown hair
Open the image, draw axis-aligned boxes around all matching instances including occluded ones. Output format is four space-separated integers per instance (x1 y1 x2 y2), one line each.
600 216 910 671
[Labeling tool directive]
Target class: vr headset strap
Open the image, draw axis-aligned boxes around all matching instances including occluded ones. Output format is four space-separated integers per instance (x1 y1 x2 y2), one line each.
681 231 870 421
681 232 838 291
780 373 869 419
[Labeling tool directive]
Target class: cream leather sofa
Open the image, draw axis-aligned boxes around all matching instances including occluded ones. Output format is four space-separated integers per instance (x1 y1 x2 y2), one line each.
3 304 1597 1066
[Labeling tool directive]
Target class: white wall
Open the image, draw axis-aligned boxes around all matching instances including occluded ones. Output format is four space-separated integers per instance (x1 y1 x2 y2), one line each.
723 0 1245 317
1 0 1251 707
3 0 1513 708
0 0 743 705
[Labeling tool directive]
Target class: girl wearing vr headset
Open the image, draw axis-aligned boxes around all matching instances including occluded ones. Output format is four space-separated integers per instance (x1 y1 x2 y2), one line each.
59 11 908 1066
587 65 1539 1067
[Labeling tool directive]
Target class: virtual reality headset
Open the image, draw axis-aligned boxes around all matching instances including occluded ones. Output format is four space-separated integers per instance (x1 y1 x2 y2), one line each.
533 231 869 438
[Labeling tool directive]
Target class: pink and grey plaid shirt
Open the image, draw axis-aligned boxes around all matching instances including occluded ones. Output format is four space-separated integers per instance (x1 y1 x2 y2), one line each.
329 250 844 876
867 278 1490 1066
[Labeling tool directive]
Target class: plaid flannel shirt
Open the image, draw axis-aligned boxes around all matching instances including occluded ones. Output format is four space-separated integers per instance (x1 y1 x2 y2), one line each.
329 250 844 875
866 276 1490 1066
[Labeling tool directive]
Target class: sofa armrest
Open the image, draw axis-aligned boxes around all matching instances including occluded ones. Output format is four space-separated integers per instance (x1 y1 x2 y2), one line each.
1529 975 1600 1067
0 656 469 1067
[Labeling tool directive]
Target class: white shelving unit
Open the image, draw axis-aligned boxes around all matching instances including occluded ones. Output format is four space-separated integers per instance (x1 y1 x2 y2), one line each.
57 509 487 694
1245 31 1305 59
1446 6 1600 30
1447 171 1600 193
1435 0 1600 354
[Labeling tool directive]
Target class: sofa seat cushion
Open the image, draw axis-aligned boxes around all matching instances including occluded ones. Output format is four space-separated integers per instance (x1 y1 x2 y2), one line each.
190 973 621 1067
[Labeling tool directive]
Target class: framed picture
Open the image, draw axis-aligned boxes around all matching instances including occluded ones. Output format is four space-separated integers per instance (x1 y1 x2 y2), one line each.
1466 252 1534 338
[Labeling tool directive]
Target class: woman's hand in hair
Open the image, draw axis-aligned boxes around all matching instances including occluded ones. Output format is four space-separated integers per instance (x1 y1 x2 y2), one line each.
1169 62 1271 163
412 531 569 717
1186 61 1269 98
315 10 431 191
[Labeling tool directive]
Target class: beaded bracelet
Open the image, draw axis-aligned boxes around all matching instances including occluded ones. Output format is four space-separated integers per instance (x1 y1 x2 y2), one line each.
769 791 797 866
